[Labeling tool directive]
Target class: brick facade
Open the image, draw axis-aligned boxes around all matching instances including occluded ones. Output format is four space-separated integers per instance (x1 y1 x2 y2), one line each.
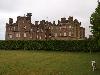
6 13 85 40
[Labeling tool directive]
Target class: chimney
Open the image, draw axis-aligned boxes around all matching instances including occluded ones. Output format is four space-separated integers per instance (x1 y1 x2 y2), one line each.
61 17 66 23
53 21 55 25
35 21 39 25
26 13 32 21
68 16 73 22
58 20 60 24
26 13 32 17
9 18 13 24
42 20 45 24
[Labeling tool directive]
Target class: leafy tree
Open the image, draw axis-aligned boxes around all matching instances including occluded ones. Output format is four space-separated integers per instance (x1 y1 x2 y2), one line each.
90 1 100 46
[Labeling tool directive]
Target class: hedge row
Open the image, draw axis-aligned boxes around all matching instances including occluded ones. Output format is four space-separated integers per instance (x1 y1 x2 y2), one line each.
0 40 99 52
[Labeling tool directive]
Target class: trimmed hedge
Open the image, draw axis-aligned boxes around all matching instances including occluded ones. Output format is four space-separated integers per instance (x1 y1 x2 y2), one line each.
0 40 99 52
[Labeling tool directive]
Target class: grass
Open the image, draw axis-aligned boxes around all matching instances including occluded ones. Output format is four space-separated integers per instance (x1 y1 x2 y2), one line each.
0 50 100 75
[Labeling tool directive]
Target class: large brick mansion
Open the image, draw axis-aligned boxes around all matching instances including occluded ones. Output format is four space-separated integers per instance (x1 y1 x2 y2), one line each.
6 13 85 40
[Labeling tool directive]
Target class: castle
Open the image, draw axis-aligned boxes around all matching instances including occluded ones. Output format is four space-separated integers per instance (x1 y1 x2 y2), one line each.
6 13 85 40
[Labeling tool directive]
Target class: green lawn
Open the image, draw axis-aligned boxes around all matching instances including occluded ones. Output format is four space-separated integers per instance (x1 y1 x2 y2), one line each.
0 50 100 75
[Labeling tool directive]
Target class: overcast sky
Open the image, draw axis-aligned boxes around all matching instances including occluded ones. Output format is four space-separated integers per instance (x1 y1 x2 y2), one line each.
0 0 98 40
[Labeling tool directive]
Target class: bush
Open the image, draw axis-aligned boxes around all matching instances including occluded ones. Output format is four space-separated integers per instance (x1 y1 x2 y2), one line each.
0 40 99 52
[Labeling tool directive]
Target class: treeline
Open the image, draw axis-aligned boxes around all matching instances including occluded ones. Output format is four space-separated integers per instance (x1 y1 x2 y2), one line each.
0 40 99 52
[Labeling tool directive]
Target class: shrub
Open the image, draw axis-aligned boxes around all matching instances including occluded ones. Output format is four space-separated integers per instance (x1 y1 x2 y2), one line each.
0 40 99 52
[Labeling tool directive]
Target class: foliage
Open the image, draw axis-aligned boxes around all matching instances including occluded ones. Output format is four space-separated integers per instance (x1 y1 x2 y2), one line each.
0 40 99 52
90 2 100 46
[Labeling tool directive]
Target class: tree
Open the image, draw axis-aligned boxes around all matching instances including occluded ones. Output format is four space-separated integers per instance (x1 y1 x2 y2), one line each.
90 1 100 46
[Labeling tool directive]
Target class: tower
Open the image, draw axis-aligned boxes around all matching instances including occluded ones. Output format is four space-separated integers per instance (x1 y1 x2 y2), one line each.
26 13 32 22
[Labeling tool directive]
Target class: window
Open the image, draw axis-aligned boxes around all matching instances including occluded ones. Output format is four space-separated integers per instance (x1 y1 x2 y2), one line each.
16 33 20 37
69 25 71 28
30 29 33 31
64 32 67 36
55 33 57 37
24 33 27 37
37 30 39 32
59 27 61 30
69 32 71 36
51 27 53 30
30 36 32 38
9 27 12 31
30 34 32 38
23 26 26 29
62 26 66 29
14 27 16 31
16 33 19 37
60 33 61 36
45 35 46 38
41 29 43 32
49 27 51 29
9 34 12 38
39 36 42 40
37 35 38 39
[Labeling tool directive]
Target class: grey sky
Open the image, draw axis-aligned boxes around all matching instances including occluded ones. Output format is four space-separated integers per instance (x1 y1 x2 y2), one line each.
0 0 98 40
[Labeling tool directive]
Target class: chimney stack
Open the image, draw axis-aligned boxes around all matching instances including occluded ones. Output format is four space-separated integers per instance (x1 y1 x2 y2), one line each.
9 18 13 24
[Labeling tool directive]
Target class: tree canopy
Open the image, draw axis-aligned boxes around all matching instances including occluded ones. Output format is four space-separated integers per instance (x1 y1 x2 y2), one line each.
90 1 100 46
